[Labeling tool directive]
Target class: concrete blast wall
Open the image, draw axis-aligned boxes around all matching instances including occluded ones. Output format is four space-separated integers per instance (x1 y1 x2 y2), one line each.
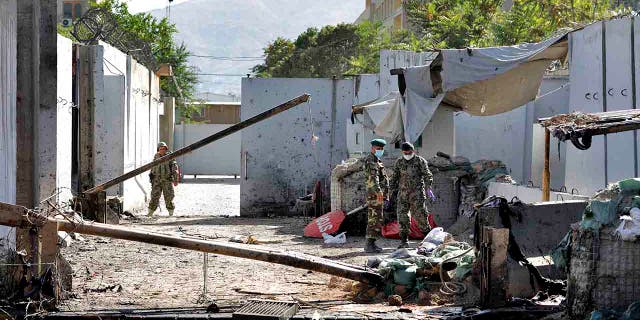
90 42 160 211
0 0 17 252
567 18 640 195
174 124 241 175
240 78 350 216
56 35 73 204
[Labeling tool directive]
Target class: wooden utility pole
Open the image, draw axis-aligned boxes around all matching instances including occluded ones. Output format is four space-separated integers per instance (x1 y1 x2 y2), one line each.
542 129 551 201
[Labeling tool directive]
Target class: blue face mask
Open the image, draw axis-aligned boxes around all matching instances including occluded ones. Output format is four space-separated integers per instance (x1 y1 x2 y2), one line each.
374 149 384 158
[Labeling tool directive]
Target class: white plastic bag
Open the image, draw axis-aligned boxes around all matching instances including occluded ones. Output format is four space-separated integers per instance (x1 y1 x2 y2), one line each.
322 232 346 245
615 215 640 241
423 227 452 246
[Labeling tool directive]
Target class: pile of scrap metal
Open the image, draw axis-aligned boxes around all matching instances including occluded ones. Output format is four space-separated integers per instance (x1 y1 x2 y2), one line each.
540 110 640 150
551 178 640 319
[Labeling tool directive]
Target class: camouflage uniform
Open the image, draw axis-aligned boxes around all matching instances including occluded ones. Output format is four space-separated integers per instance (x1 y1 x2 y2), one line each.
390 155 433 238
148 152 178 212
362 152 389 240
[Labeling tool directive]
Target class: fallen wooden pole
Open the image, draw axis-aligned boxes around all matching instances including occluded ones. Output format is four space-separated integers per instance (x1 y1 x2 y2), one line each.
85 94 311 194
0 202 383 285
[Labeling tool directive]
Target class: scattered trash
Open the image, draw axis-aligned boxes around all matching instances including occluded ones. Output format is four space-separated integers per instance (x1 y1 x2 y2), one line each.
615 209 640 241
303 210 346 238
229 235 260 244
388 294 403 306
85 283 122 293
322 232 346 245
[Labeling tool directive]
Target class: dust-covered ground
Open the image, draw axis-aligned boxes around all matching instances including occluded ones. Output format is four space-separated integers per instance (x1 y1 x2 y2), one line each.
59 177 418 314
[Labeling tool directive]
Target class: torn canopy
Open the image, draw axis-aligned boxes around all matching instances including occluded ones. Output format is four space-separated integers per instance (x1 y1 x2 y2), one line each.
356 33 569 144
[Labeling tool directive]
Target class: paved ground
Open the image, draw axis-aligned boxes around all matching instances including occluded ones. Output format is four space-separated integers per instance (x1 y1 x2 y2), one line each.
151 176 241 217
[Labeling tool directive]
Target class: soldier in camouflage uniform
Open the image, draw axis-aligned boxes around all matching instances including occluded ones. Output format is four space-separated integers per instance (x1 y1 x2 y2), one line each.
390 142 433 248
362 138 389 253
148 142 179 217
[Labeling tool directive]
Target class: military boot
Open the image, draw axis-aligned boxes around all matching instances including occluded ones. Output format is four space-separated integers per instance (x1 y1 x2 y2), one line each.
168 209 174 217
364 239 383 253
397 235 409 249
147 208 155 217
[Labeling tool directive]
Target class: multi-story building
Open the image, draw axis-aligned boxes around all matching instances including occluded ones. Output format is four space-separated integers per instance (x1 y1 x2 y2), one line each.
57 0 91 24
355 0 408 31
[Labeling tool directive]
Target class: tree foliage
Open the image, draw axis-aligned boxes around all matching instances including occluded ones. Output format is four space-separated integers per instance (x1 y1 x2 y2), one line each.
406 0 630 48
257 0 631 78
254 22 427 77
90 0 200 118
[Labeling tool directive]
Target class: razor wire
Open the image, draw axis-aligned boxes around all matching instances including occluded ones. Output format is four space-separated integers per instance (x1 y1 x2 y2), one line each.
71 8 159 71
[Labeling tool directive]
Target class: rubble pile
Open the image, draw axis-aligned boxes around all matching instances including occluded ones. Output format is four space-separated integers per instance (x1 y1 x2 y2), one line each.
351 228 479 306
330 152 516 234
552 178 640 319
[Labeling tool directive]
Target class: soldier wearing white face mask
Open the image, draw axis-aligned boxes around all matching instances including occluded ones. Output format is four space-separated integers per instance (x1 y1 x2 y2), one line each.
389 142 433 248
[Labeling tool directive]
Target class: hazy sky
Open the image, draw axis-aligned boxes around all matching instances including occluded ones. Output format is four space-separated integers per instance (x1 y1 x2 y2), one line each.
126 0 363 14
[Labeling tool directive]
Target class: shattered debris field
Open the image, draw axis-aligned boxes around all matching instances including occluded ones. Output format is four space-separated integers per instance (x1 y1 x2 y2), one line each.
59 178 417 314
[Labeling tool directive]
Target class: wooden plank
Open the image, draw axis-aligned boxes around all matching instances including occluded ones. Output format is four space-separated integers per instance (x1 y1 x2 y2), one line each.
0 203 383 285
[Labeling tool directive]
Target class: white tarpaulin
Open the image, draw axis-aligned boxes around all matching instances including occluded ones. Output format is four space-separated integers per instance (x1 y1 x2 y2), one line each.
355 33 569 144
359 92 404 141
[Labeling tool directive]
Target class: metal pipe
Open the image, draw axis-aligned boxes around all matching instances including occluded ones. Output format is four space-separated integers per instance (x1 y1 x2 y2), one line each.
85 94 311 193
542 129 551 201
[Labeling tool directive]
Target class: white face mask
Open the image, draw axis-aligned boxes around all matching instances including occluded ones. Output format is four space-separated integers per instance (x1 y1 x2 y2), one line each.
403 153 415 160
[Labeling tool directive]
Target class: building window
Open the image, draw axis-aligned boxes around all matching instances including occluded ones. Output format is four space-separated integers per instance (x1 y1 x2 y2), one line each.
355 132 360 145
74 4 83 18
63 3 73 18
63 1 84 19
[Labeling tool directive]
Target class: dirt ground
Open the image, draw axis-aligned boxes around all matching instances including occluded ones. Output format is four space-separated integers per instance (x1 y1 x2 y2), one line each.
58 177 414 313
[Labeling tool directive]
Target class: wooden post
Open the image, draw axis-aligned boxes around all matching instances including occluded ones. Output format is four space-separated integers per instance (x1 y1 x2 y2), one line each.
480 227 509 308
542 129 551 201
0 202 384 285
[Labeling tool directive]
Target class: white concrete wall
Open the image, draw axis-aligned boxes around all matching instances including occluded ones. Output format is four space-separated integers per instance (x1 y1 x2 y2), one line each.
174 124 241 175
565 18 640 196
56 35 73 204
240 78 351 216
455 76 569 185
0 0 17 251
121 58 159 211
487 182 588 204
455 107 528 181
91 42 160 211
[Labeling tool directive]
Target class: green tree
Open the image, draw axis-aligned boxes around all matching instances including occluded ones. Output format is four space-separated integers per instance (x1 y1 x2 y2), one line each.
491 0 630 45
406 0 630 48
254 22 427 77
90 0 199 118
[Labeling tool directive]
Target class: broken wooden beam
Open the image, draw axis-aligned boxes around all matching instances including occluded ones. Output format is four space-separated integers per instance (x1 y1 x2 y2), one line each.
0 202 384 285
85 93 311 194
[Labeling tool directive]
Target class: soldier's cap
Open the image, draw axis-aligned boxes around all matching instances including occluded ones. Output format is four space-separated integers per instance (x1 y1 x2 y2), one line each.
157 141 168 150
370 139 387 147
401 142 415 151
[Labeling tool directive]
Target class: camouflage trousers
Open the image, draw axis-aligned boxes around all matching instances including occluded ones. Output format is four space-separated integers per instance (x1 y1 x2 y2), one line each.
397 193 431 238
366 196 383 240
149 180 175 211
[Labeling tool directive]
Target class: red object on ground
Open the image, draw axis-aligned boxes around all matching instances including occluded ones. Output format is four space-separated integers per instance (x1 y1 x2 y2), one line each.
382 214 438 240
303 210 346 238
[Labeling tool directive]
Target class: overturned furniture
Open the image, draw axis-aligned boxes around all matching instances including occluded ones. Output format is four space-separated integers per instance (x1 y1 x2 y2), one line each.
77 94 311 222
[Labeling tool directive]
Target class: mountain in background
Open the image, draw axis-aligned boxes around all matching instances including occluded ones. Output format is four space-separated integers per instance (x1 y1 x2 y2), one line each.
150 0 363 100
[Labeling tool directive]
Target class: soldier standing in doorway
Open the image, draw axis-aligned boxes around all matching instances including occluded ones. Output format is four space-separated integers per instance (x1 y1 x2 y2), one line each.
362 139 389 253
148 141 179 217
390 142 433 248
